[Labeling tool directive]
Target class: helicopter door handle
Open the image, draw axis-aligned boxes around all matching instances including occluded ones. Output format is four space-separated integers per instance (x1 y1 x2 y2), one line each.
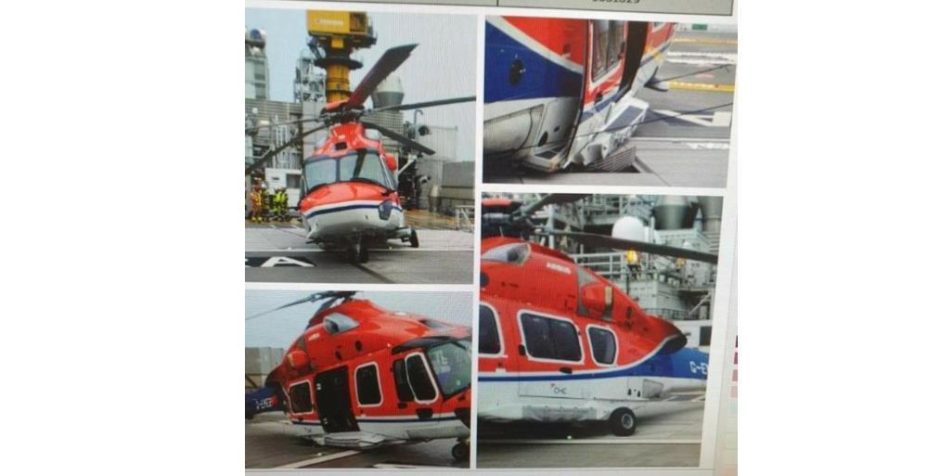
559 367 573 374
416 408 433 421
397 403 407 409
517 345 526 356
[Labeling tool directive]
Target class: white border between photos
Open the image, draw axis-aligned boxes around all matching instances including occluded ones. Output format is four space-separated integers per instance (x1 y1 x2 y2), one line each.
244 1 738 474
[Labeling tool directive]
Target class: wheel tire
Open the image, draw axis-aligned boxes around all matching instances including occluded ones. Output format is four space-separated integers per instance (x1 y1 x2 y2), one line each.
609 407 637 436
346 245 357 262
358 244 370 263
451 442 469 462
409 229 419 248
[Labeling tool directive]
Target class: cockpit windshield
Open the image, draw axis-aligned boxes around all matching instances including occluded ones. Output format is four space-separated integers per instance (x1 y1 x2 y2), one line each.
426 338 472 398
303 149 395 194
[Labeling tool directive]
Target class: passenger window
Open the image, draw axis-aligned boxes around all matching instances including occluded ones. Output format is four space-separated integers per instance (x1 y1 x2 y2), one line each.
606 22 623 71
288 381 313 413
521 313 582 362
479 305 501 355
589 327 617 365
591 20 609 80
405 355 437 401
355 363 381 406
552 320 581 361
392 359 414 402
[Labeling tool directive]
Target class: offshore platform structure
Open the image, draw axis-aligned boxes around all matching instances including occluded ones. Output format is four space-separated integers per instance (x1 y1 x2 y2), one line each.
305 11 377 103
525 195 722 349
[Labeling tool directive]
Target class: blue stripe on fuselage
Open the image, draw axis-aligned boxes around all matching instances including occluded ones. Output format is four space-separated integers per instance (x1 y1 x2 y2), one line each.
478 348 709 382
304 204 402 219
484 21 584 103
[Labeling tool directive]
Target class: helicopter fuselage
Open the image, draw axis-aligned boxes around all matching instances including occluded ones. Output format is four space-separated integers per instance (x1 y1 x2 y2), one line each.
298 123 411 245
253 299 472 449
483 17 674 172
477 236 706 427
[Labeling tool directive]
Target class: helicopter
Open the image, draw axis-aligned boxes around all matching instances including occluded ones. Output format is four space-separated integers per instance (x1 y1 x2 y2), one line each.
483 17 675 173
477 194 716 436
245 291 473 461
246 11 475 263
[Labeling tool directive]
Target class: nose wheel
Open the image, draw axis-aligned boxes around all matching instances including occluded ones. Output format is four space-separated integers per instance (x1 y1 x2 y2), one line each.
347 238 370 264
451 438 470 462
409 228 419 248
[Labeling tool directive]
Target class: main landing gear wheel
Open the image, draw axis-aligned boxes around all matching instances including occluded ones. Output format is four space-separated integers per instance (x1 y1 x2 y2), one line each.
451 440 470 462
609 407 637 436
409 229 419 248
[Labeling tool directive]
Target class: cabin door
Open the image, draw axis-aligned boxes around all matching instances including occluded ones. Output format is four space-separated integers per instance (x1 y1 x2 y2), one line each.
620 22 648 94
315 366 359 433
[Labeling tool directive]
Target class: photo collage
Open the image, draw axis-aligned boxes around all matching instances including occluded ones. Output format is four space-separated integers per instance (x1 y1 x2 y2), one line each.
245 1 738 472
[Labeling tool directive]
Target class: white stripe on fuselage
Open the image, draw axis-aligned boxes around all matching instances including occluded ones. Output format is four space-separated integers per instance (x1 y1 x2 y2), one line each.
489 17 582 73
303 200 391 218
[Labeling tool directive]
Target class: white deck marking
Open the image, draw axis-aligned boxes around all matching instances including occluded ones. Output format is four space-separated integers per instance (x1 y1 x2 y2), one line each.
478 439 701 445
373 464 456 469
275 450 361 468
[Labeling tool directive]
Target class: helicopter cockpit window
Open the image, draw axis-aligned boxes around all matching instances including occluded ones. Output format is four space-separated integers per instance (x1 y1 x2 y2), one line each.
405 354 438 402
355 363 382 406
323 313 359 335
338 150 395 190
303 150 395 193
520 313 582 362
427 339 472 398
481 243 530 265
288 381 313 414
303 158 335 193
479 305 501 355
588 327 617 365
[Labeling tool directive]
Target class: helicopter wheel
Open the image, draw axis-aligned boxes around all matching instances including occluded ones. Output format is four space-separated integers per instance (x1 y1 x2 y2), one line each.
451 440 470 462
349 240 369 264
609 407 637 436
409 229 419 248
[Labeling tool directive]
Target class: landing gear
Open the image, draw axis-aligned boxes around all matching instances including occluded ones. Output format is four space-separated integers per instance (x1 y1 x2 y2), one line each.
347 239 369 264
609 407 637 436
451 439 470 462
409 228 419 248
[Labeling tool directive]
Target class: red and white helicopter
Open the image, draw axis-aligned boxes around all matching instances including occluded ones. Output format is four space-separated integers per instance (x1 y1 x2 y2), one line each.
478 194 715 436
246 20 474 263
483 17 675 172
245 291 473 461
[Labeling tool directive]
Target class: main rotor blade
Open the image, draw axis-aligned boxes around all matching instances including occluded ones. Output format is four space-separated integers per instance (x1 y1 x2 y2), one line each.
521 194 589 217
245 291 357 321
369 95 476 114
246 294 320 321
245 116 323 134
547 231 719 264
361 120 436 155
245 123 329 175
347 44 418 109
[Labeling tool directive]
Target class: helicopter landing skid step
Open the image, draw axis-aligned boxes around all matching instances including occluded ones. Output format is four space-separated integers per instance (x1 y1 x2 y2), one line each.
314 431 402 449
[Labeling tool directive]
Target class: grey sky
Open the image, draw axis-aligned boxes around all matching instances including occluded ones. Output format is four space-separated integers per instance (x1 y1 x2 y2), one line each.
246 8 477 161
246 290 474 348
